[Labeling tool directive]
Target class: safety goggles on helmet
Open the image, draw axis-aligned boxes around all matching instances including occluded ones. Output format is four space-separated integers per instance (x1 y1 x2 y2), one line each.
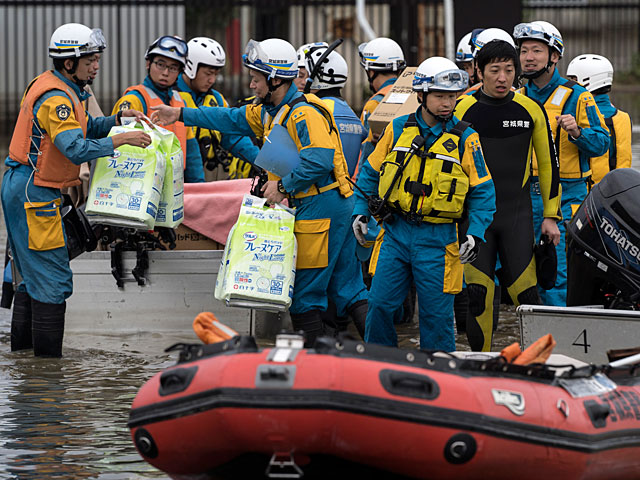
88 29 107 52
243 39 297 80
513 23 564 53
413 69 469 92
149 35 188 58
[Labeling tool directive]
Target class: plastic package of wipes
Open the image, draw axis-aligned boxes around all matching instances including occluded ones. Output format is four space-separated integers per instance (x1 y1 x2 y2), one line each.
215 194 297 311
86 120 165 229
154 126 184 228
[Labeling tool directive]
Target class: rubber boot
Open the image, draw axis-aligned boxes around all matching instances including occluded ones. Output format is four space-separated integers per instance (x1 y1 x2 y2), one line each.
348 299 368 340
31 299 66 358
290 310 324 348
453 288 468 335
10 291 33 351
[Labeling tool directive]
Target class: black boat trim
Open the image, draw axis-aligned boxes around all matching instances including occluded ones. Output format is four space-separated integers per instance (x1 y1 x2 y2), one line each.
128 387 640 453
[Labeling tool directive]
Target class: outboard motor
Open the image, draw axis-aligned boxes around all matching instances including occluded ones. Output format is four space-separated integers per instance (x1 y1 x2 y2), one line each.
566 168 640 309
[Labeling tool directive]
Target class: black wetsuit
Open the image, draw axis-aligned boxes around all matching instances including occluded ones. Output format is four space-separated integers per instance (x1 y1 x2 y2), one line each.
454 89 561 351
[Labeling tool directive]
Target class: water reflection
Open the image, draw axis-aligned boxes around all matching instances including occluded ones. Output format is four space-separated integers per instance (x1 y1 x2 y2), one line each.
0 311 172 479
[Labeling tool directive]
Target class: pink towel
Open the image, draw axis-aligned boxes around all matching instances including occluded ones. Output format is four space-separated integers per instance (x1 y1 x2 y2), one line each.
183 179 253 244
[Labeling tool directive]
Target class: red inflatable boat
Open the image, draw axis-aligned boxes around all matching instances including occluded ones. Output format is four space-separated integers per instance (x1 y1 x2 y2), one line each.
129 334 640 479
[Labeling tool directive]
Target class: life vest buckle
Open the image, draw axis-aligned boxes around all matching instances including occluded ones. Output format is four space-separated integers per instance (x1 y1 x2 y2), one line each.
404 179 432 197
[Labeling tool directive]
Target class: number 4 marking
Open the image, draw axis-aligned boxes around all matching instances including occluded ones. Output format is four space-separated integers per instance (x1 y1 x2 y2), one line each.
572 329 591 354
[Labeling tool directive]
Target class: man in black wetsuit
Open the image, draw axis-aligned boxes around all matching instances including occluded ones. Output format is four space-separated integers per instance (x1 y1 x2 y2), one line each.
454 40 561 351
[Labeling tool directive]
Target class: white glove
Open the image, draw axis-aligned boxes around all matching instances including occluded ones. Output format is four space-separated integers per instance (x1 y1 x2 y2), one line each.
352 215 369 246
459 234 478 264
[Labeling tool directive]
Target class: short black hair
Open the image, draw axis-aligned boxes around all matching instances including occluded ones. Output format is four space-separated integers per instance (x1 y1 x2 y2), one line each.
476 40 520 78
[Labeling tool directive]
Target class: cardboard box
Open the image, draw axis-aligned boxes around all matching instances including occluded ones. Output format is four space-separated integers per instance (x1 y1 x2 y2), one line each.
172 223 224 250
368 67 420 135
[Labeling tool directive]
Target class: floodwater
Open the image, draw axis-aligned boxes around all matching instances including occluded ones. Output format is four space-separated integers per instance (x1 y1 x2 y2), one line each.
0 144 639 479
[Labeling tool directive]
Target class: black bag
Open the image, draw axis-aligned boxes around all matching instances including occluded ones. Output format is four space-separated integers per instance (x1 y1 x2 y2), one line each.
535 235 557 290
61 194 98 260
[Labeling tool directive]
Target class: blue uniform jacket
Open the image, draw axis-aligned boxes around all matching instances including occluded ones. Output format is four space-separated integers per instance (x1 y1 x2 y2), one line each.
176 76 259 164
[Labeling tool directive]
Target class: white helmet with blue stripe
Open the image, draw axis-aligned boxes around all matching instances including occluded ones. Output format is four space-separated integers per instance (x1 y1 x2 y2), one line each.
358 37 406 72
413 57 469 93
243 38 298 80
49 23 106 58
471 28 515 58
456 32 474 64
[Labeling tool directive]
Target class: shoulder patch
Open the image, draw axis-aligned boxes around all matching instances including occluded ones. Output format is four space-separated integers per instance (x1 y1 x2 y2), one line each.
55 104 71 120
119 101 131 111
208 96 217 107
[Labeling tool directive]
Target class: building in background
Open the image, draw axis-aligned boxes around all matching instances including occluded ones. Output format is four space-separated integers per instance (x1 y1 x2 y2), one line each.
1 0 639 148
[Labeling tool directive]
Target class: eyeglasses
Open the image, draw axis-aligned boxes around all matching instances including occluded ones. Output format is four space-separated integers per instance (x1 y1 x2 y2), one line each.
152 60 181 73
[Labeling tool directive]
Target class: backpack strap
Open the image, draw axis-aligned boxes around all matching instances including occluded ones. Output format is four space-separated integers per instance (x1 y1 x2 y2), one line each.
449 120 471 138
280 94 336 134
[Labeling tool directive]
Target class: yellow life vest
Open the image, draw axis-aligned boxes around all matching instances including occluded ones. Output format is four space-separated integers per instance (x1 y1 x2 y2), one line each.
591 109 632 184
378 114 470 223
265 94 352 199
520 81 590 179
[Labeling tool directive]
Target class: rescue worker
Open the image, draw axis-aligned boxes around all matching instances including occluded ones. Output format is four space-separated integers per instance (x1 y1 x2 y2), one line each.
301 45 368 334
112 35 205 183
454 40 561 351
514 20 610 306
353 57 496 351
151 38 368 346
177 36 259 181
455 32 475 79
2 23 151 357
566 54 632 183
294 42 327 92
463 28 515 96
303 45 366 175
356 37 406 176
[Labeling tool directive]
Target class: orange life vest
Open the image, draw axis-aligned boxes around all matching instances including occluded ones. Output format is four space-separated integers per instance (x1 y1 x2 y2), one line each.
8 70 87 188
124 85 188 165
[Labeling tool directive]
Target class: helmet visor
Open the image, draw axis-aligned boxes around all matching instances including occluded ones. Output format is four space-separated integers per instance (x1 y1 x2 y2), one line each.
88 29 107 51
155 36 188 58
243 39 269 67
413 69 469 92
513 23 548 41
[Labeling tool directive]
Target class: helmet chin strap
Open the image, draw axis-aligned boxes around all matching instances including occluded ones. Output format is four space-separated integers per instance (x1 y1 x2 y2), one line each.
258 76 287 105
64 58 88 88
367 70 380 93
421 92 453 124
521 48 555 80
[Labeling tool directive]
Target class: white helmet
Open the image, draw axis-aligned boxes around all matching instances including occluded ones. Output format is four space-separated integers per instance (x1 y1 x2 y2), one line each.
297 42 328 68
471 28 515 57
513 20 564 57
567 54 614 92
304 46 348 90
49 23 106 58
413 57 469 93
456 32 474 63
243 38 298 80
145 35 188 67
184 37 225 79
358 37 406 72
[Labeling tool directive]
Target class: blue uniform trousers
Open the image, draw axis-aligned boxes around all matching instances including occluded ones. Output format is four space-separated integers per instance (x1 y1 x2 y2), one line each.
365 218 458 351
290 190 367 315
1 164 72 304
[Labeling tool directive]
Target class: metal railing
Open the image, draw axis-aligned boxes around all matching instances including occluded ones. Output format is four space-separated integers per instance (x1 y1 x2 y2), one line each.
0 0 444 149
